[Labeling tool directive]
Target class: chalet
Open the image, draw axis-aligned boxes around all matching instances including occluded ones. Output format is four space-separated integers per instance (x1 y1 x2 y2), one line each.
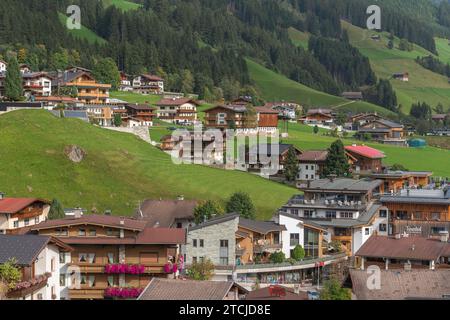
254 106 279 134
84 104 113 126
159 130 225 164
354 234 450 271
119 72 133 91
0 194 50 234
35 96 81 109
0 102 44 114
52 71 110 104
0 235 73 300
231 96 252 106
392 72 409 82
204 105 252 131
0 72 52 99
369 170 433 193
66 66 92 74
264 101 300 120
345 145 386 174
350 269 450 300
280 178 388 255
297 150 328 183
123 104 156 127
132 74 164 95
138 278 248 300
341 92 363 101
432 114 449 123
299 108 334 126
30 214 186 300
245 143 302 175
136 198 197 229
348 113 384 130
0 59 7 72
156 98 199 125
357 119 407 146
380 188 450 238
19 64 31 74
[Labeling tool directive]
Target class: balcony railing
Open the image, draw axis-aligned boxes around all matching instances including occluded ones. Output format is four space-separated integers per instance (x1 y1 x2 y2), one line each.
287 198 366 210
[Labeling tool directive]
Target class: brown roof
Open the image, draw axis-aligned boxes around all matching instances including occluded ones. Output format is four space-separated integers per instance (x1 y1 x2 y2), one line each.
245 286 309 300
136 200 197 228
57 227 185 245
254 106 279 114
141 74 164 81
125 104 155 111
157 98 199 107
0 198 50 214
298 150 328 162
31 214 148 232
350 269 450 300
355 235 449 261
138 278 247 300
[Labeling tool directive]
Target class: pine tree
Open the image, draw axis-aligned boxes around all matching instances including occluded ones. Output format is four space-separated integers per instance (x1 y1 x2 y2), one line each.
284 146 300 182
4 56 23 101
322 140 350 178
48 199 65 220
226 192 256 220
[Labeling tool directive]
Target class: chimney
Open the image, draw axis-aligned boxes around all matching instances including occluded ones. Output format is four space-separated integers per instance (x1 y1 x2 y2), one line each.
177 195 185 201
74 208 83 219
0 192 5 200
440 231 449 243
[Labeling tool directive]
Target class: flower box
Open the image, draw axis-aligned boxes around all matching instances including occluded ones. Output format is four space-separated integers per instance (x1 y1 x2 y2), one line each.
104 287 143 299
104 264 146 275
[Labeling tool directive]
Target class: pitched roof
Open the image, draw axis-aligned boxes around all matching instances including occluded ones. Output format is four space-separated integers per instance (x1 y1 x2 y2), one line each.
302 178 383 193
204 104 247 113
350 270 450 300
239 218 286 234
30 214 148 232
136 200 198 228
188 213 240 231
125 104 156 111
141 74 164 81
345 145 385 159
245 286 309 300
355 235 449 261
138 278 247 300
298 150 328 162
157 98 199 106
307 108 332 115
253 106 279 114
0 198 50 214
248 143 299 157
0 235 72 266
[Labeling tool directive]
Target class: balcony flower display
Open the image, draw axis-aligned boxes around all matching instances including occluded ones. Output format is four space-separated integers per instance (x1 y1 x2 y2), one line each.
104 287 143 299
164 262 179 274
104 264 146 275
11 273 51 292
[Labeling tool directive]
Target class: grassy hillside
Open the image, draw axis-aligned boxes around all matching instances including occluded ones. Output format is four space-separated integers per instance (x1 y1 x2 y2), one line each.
341 21 450 113
0 110 297 219
246 58 395 116
110 91 163 105
435 37 450 64
282 123 450 178
102 0 141 11
58 13 107 45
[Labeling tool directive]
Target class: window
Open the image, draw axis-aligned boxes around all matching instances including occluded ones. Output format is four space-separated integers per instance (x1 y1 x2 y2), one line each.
431 227 446 234
200 240 204 248
413 212 423 220
35 216 40 224
80 274 87 285
340 212 354 219
217 113 226 125
290 233 300 246
79 253 88 263
88 229 96 237
107 276 116 287
88 276 95 288
220 257 229 265
432 212 441 221
199 257 205 263
306 165 309 170
379 224 387 232
219 240 229 265
305 174 309 179
24 218 30 226
107 253 115 264
13 221 19 228
193 239 198 248
60 274 66 286
326 211 337 219
56 228 68 236
365 228 370 236
177 222 183 229
290 209 299 216
311 175 315 180
59 252 66 264
220 240 229 248
379 210 388 218
37 293 43 300
87 253 96 264
79 229 86 236
304 210 314 218
311 165 315 170
51 258 56 272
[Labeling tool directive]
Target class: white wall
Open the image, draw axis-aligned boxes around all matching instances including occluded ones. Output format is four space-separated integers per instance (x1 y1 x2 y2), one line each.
278 215 305 259
31 244 61 300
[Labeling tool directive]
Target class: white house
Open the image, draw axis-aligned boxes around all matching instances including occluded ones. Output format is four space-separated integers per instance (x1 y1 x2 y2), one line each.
0 235 73 300
0 60 7 72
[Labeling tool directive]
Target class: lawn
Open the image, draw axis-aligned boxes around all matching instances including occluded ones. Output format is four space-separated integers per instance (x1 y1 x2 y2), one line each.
435 37 450 64
246 58 395 116
58 13 107 45
341 21 450 113
109 91 163 105
0 110 296 219
282 122 450 178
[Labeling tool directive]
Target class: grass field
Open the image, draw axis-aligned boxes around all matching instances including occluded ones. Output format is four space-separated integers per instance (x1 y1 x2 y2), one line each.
0 110 297 219
110 91 163 105
435 37 450 64
246 58 396 116
102 0 141 11
282 123 450 177
341 21 450 113
58 13 107 45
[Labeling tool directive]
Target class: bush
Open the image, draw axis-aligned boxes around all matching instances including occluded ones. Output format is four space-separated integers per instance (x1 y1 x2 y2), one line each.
269 251 286 264
320 278 351 300
291 245 305 261
186 259 215 281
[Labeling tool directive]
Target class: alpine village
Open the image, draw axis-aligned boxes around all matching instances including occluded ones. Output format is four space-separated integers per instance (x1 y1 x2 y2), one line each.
0 0 450 302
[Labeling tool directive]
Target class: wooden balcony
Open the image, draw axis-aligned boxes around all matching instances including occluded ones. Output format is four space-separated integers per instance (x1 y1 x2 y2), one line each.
69 289 105 300
67 81 111 89
331 236 352 242
71 262 166 274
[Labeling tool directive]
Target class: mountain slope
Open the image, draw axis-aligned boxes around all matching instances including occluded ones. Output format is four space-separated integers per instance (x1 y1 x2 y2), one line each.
0 110 296 219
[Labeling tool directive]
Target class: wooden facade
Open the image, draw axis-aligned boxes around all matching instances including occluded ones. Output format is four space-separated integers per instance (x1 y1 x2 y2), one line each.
65 73 110 104
204 105 247 129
